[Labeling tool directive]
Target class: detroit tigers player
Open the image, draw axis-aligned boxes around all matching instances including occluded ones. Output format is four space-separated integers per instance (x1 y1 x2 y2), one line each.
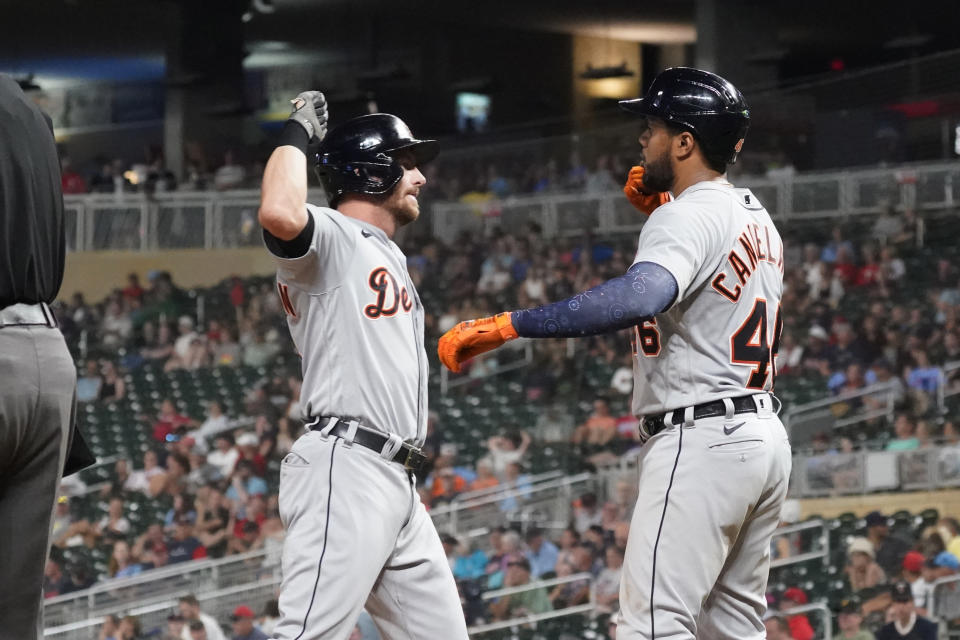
259 92 468 640
439 67 791 639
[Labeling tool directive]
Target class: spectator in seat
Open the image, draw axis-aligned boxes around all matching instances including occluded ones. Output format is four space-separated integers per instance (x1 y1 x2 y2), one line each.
780 587 815 640
886 415 920 452
428 459 466 506
152 398 194 442
469 458 499 492
188 621 207 640
167 516 206 565
906 350 943 394
60 155 87 193
226 459 268 504
76 359 104 403
836 597 873 640
43 558 70 598
572 492 602 534
208 434 239 479
97 495 132 543
524 527 559 579
902 551 932 613
548 559 590 609
118 616 142 640
449 535 487 581
925 551 959 583
867 511 913 577
846 536 887 592
161 613 185 640
592 545 624 615
763 615 791 640
214 150 246 191
98 361 126 403
108 540 143 579
875 581 937 640
571 399 617 446
99 614 121 640
487 430 531 479
230 605 268 640
488 557 552 621
178 594 226 640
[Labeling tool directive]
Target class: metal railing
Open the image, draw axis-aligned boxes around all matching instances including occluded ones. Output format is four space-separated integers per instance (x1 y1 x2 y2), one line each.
44 576 280 640
790 443 960 497
43 548 271 629
468 572 595 636
768 519 830 570
782 381 899 445
430 472 597 537
61 160 960 253
440 339 535 396
63 189 320 253
931 574 960 627
431 160 960 240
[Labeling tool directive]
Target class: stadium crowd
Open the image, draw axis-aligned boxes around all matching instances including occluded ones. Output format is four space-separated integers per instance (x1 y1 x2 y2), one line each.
44 194 960 638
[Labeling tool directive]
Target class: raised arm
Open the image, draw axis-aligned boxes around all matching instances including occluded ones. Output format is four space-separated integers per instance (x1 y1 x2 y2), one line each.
258 91 327 241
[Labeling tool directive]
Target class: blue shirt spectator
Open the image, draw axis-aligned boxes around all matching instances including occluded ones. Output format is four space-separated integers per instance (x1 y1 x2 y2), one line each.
524 528 559 578
453 549 489 581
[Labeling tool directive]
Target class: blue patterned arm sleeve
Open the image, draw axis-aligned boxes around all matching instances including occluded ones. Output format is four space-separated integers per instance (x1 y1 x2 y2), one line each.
510 262 678 338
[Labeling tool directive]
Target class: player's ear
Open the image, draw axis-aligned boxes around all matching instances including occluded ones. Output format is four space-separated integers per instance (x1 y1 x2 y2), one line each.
674 131 696 161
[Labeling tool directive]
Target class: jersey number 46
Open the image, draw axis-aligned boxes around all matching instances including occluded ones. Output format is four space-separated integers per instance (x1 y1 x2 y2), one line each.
633 297 783 391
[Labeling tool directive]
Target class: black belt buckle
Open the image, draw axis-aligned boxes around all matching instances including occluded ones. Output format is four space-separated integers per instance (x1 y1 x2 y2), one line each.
402 446 425 472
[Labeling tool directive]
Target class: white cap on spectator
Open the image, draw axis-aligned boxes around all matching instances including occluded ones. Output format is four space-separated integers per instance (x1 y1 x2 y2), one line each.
237 433 259 447
178 315 194 328
848 536 875 559
808 325 828 340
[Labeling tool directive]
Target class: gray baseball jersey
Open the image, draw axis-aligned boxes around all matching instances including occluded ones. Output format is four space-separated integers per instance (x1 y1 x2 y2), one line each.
630 180 784 417
266 204 428 444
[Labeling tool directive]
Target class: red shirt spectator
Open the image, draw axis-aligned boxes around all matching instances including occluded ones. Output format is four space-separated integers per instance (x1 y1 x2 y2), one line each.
781 587 815 640
121 273 144 302
151 399 194 442
60 157 87 194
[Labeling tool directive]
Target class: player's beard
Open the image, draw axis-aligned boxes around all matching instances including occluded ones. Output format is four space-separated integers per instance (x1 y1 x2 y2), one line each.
642 149 675 193
386 188 420 227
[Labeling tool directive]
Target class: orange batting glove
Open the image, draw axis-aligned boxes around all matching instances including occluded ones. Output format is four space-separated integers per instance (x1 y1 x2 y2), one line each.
438 312 519 373
624 165 672 215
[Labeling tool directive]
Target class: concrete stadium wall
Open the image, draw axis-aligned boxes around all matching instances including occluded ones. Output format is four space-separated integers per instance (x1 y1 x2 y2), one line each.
61 248 276 301
800 490 960 520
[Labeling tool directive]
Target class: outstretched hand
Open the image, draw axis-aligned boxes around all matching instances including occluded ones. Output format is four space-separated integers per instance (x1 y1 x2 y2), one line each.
438 312 518 373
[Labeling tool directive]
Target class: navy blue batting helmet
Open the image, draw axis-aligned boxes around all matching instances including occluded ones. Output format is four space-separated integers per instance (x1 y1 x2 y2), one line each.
315 113 438 207
619 67 750 165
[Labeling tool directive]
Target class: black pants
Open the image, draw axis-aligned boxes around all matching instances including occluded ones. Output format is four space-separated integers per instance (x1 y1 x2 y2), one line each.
0 326 75 639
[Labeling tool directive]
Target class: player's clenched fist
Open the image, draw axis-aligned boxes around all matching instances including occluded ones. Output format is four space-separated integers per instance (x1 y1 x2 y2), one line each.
624 165 672 215
288 90 328 144
438 312 518 373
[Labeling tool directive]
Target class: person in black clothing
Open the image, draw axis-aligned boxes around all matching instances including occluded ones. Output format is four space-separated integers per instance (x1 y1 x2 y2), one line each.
0 74 91 639
875 581 937 640
867 510 912 578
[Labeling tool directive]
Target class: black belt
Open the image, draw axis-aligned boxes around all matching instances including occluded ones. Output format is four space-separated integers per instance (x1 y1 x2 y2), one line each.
0 302 57 328
308 417 426 473
642 394 765 439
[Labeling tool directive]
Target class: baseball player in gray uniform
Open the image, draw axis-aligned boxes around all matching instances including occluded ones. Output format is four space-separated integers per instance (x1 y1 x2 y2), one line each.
258 92 468 640
439 68 791 639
